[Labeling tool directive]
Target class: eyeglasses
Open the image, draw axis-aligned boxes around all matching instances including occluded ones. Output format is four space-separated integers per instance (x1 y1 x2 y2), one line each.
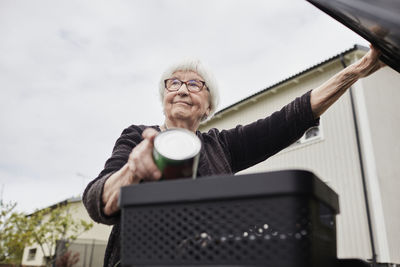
164 78 207 92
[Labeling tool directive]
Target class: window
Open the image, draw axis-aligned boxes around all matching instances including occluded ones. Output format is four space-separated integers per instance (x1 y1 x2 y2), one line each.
295 124 323 145
27 248 37 261
305 126 320 140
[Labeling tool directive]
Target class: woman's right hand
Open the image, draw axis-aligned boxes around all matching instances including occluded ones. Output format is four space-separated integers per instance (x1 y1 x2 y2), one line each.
102 128 161 216
126 128 162 182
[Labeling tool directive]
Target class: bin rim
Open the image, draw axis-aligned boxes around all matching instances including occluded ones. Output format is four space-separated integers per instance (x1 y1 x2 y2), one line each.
119 169 340 213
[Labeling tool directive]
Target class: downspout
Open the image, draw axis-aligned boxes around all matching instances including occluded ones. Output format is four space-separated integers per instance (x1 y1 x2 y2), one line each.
339 54 377 267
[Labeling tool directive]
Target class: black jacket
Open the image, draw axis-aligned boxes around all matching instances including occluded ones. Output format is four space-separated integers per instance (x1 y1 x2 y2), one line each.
83 90 319 267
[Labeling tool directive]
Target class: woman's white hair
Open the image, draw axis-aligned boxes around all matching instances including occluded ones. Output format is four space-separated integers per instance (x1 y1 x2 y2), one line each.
159 58 220 122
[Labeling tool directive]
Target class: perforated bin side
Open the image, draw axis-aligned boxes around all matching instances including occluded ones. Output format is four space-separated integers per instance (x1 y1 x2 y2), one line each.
121 195 337 267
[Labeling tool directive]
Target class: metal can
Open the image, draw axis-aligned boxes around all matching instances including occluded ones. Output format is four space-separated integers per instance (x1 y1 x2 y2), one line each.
153 128 201 180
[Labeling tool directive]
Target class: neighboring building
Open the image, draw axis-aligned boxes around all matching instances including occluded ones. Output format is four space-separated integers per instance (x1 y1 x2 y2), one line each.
199 45 400 265
21 197 111 267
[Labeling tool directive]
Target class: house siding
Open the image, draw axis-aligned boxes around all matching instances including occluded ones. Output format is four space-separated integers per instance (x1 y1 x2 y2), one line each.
199 51 382 261
359 67 400 263
21 201 111 267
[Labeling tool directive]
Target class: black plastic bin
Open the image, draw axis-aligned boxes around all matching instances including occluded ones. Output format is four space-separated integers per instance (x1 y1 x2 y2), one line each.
119 170 340 267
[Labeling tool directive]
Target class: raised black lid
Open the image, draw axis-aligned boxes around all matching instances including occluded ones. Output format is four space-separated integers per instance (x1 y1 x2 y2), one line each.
119 170 340 213
307 0 400 73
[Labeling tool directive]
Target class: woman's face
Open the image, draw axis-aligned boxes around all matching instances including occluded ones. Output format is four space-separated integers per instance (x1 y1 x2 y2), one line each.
163 70 211 125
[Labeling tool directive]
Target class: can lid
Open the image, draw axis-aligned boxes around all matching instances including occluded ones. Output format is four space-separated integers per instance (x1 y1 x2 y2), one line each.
154 129 201 160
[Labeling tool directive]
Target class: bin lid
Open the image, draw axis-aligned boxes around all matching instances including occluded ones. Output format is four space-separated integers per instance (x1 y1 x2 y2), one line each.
119 169 340 213
307 0 400 73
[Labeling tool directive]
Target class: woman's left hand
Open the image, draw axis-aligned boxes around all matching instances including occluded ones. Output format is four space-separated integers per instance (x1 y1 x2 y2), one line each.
354 44 386 78
310 44 385 118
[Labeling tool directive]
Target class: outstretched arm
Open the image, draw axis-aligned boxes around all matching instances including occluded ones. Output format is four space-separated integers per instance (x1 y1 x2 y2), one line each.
310 45 385 118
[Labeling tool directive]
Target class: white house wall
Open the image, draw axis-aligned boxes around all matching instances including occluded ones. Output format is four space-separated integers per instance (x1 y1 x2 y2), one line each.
69 201 112 241
200 55 374 260
22 245 47 266
64 238 108 267
358 67 400 263
21 201 111 266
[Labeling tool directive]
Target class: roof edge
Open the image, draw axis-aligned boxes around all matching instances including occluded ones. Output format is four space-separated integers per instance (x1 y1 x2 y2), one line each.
27 195 82 216
210 44 367 119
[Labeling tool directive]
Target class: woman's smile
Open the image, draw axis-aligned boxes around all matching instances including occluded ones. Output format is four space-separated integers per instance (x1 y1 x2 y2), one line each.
174 101 192 106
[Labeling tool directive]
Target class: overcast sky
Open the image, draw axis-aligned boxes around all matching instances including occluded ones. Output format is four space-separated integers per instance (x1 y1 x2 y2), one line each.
0 0 368 213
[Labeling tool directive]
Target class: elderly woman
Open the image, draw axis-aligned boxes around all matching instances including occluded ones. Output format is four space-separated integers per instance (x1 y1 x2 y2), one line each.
83 46 384 267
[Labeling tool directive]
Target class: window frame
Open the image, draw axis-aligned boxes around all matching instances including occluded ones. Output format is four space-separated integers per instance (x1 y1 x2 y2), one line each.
27 248 37 261
293 120 324 147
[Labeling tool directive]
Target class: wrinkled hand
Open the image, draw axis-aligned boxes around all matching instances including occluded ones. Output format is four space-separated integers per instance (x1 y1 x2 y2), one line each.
127 128 162 182
354 44 385 78
103 128 162 215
